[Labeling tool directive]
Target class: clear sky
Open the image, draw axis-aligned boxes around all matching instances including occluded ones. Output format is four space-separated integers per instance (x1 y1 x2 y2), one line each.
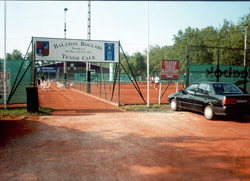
0 1 250 58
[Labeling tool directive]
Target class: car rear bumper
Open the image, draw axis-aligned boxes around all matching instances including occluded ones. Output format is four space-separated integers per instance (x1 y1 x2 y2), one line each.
214 105 250 116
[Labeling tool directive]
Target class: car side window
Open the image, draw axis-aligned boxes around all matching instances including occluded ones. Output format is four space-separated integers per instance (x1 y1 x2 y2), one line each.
213 84 224 94
213 83 243 94
205 85 212 94
185 84 198 94
223 84 242 93
198 83 211 95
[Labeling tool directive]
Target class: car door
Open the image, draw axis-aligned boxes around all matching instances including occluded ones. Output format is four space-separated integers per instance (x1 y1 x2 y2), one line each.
192 83 212 112
180 83 199 110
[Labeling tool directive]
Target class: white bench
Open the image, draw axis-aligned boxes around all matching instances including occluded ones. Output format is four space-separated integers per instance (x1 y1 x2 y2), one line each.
57 81 65 89
42 81 51 91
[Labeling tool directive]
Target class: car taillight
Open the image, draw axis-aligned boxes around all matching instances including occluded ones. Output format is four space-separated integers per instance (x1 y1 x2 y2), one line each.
223 97 236 105
231 98 237 104
223 97 230 105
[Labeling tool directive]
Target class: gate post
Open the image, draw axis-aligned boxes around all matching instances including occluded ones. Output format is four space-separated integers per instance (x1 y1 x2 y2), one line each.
186 46 190 87
216 47 220 82
32 41 36 86
86 70 91 93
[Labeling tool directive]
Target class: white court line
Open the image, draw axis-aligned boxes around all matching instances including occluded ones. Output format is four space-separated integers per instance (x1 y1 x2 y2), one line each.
70 88 119 107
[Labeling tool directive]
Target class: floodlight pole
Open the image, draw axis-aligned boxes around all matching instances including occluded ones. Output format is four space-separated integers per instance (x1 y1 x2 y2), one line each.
87 1 91 41
86 0 91 93
3 0 7 109
64 8 68 86
243 24 248 93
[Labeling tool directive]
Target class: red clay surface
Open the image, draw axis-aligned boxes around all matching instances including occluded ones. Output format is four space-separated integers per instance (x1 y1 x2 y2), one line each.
38 83 122 115
74 82 184 105
1 84 250 180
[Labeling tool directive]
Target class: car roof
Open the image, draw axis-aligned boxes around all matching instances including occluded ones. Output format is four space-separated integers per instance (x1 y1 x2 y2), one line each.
194 82 235 85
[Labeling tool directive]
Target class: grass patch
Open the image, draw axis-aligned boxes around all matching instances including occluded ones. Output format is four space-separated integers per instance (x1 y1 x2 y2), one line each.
120 104 171 112
0 107 53 118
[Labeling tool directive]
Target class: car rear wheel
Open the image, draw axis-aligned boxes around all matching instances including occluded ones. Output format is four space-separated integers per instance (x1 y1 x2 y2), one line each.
204 105 215 120
170 99 178 111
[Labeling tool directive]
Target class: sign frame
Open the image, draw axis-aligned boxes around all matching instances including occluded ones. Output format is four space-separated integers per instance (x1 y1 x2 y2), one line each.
32 37 120 63
161 60 179 80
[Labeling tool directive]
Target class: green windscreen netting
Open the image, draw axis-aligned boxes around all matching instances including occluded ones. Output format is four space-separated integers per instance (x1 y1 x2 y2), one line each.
188 64 250 93
73 73 142 83
0 60 32 104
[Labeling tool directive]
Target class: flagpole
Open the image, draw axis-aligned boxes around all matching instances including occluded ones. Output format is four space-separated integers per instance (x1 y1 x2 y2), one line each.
4 0 7 109
147 1 150 107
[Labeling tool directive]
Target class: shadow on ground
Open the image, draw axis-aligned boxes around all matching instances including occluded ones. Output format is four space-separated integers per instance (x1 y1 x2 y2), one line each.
50 108 122 116
0 119 250 180
176 110 250 123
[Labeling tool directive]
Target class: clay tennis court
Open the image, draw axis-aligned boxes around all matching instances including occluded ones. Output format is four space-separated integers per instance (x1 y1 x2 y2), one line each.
73 81 184 105
38 83 122 115
1 83 250 180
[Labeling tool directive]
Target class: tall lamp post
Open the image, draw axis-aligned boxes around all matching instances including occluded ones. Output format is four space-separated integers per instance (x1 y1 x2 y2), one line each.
64 8 68 86
3 0 7 109
86 1 91 93
146 1 150 107
243 23 248 93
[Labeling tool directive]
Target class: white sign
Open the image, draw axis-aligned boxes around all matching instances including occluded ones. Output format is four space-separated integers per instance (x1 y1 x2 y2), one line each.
33 37 119 63
0 72 11 95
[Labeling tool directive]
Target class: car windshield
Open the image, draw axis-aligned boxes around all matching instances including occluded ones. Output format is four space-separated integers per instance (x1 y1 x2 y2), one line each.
185 84 199 94
213 83 243 94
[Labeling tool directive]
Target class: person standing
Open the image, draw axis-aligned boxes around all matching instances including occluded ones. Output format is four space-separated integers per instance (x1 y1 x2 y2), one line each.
154 75 160 90
150 76 154 86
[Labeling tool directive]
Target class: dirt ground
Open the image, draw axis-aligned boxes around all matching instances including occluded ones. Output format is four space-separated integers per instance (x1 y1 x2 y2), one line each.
1 85 250 180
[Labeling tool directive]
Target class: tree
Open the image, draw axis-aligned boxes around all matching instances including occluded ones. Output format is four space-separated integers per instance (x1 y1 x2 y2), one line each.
130 52 146 77
27 52 32 60
120 52 131 74
7 49 23 60
149 45 165 75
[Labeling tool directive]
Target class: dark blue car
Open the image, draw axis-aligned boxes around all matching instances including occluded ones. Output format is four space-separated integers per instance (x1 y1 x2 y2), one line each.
168 82 250 120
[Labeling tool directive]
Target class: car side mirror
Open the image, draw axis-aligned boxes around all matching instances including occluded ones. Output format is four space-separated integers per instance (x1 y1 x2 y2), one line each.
179 89 186 94
204 91 211 95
